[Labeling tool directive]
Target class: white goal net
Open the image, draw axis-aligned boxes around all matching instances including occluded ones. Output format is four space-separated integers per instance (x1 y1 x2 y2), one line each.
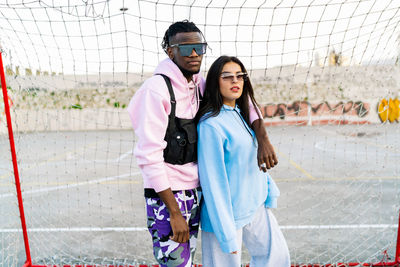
0 0 399 266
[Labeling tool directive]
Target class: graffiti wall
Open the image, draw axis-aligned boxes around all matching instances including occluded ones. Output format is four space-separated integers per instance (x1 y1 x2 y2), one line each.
1 95 398 133
260 99 400 126
259 101 371 126
378 98 400 123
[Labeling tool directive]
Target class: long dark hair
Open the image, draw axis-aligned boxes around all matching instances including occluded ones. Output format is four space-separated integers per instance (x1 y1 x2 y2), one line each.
197 56 261 128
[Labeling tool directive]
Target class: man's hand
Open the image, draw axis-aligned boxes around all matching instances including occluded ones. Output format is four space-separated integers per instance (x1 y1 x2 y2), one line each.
252 119 278 172
158 188 190 243
169 212 190 243
257 138 278 172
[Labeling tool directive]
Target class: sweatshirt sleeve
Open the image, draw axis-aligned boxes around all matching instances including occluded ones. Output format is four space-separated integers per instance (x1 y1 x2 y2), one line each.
197 122 239 253
249 98 262 124
265 173 280 208
127 78 171 192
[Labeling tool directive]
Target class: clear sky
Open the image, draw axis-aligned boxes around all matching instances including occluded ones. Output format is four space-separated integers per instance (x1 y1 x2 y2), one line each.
0 0 399 75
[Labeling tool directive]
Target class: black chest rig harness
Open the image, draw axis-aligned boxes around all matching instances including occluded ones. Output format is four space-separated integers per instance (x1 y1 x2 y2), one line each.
159 74 199 165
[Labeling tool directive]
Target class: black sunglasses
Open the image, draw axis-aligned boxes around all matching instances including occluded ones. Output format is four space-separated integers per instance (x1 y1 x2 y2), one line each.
169 43 207 57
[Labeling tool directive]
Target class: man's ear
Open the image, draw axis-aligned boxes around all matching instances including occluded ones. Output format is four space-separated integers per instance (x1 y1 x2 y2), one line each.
167 47 174 60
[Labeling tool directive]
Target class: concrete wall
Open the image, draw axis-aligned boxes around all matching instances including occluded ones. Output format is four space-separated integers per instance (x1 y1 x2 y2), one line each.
0 101 392 135
1 65 399 134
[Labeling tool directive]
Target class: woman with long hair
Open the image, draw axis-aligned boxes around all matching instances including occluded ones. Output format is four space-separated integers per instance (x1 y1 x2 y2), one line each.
197 56 290 266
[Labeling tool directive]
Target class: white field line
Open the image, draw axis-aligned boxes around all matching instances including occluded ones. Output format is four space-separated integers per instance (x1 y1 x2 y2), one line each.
115 149 134 162
4 148 135 169
314 141 399 155
281 224 398 230
0 224 397 233
316 128 400 154
0 227 148 233
0 171 141 199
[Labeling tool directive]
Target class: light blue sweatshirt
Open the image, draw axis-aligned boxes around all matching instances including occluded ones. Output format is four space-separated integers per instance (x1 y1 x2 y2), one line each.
197 104 280 253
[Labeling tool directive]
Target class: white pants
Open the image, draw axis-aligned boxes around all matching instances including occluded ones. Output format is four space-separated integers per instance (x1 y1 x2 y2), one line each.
201 206 290 267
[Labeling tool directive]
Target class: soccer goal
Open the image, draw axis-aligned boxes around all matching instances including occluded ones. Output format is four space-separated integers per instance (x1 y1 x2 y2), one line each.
0 0 399 266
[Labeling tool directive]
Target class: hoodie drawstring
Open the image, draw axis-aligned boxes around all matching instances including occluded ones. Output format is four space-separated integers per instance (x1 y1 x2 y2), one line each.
188 80 200 118
183 190 190 224
233 109 253 138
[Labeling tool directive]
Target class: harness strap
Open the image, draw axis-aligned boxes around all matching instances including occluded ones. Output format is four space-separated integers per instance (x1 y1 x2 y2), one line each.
158 74 176 120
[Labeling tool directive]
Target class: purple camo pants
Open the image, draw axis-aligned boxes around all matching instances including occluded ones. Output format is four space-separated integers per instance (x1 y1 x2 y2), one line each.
145 188 201 267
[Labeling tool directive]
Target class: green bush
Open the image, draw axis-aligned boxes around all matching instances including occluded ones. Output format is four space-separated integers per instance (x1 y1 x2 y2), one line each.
71 104 83 109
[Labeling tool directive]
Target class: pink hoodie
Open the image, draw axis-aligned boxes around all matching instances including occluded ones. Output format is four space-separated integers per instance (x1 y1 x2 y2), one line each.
127 58 261 193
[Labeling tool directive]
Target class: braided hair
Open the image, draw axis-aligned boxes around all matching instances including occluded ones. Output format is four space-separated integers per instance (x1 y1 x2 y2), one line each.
161 20 204 53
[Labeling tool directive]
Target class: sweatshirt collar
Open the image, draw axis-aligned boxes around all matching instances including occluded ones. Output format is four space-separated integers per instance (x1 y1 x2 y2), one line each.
154 58 202 88
222 104 241 112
